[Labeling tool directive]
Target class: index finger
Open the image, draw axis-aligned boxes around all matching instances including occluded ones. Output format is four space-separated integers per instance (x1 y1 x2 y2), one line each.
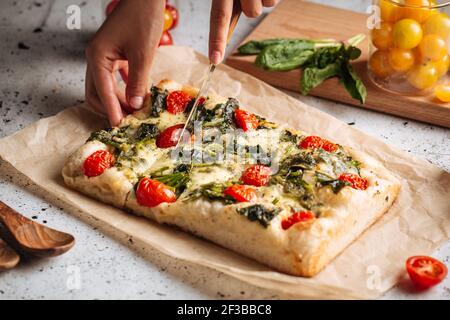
209 0 233 65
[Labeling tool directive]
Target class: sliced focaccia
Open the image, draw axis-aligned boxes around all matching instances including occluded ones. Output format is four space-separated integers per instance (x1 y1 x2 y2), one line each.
62 79 400 276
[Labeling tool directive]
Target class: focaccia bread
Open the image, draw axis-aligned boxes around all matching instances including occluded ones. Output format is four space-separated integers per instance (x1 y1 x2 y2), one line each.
62 79 400 277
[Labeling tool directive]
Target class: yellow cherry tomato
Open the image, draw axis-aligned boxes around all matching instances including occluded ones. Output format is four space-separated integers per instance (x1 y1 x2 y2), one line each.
399 0 432 23
412 46 424 64
423 12 450 40
434 54 450 77
434 84 450 102
371 22 394 50
407 62 438 89
370 50 394 78
393 19 423 49
388 48 415 72
163 9 174 31
380 0 401 23
419 34 447 61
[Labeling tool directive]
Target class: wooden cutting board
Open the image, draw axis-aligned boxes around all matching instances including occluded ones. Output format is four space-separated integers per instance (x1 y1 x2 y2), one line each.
226 0 450 128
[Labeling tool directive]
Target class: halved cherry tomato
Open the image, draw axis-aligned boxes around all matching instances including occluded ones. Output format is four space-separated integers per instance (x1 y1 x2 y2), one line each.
166 4 179 30
338 173 369 190
299 135 338 152
105 0 120 16
136 178 177 208
166 90 192 114
224 185 257 203
406 256 448 288
234 108 259 132
281 211 315 230
156 124 185 148
159 31 173 46
241 165 272 187
83 150 115 177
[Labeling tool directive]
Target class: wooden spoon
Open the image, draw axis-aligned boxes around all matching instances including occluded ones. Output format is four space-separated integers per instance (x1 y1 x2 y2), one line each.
0 237 20 270
0 201 75 257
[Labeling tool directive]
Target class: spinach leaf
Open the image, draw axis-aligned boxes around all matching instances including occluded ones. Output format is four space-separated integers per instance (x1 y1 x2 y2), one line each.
222 98 239 131
238 39 308 55
301 62 341 95
339 63 367 104
256 42 315 71
150 86 168 117
316 172 350 194
135 123 159 141
237 204 281 228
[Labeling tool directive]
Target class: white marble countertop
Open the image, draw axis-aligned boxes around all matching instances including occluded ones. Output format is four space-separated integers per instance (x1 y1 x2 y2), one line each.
0 0 449 300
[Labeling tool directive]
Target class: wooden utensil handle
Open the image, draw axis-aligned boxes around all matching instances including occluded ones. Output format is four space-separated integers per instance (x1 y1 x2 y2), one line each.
227 0 242 43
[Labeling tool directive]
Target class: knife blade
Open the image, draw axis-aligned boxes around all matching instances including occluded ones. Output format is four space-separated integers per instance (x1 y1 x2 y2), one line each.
175 0 242 147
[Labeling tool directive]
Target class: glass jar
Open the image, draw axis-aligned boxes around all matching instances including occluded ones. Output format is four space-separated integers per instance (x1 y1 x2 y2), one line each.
369 0 450 95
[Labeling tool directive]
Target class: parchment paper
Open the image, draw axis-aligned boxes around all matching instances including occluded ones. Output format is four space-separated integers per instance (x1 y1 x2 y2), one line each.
0 46 449 299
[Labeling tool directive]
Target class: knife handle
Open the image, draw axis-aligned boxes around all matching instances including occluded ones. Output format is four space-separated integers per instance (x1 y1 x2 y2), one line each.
227 0 242 43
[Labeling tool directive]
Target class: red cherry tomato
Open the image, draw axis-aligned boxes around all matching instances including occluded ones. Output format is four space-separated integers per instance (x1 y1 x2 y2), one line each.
156 124 185 148
136 178 177 208
106 0 120 16
241 165 272 187
165 4 179 30
234 109 259 132
338 173 369 190
159 31 173 46
224 185 257 203
281 211 315 230
299 135 338 152
83 150 115 177
406 256 448 289
166 90 192 114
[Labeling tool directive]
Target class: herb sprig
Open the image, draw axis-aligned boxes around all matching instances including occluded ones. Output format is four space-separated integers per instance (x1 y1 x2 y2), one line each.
238 34 367 104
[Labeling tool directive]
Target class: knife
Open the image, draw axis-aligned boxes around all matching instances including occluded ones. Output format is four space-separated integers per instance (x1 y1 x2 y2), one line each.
176 0 242 147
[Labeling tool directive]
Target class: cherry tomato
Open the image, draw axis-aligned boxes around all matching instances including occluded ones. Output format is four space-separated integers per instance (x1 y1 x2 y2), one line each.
419 34 447 62
406 256 448 288
105 0 119 16
136 178 177 208
224 185 257 203
241 165 272 187
166 4 179 30
393 19 423 49
399 0 432 23
299 135 338 152
83 150 115 177
380 0 401 23
369 50 394 78
434 54 450 77
423 12 450 39
407 62 438 89
434 84 450 102
166 90 192 114
156 124 185 148
371 22 394 50
163 8 174 31
338 173 369 190
281 211 315 230
388 48 415 72
234 109 259 132
159 31 173 46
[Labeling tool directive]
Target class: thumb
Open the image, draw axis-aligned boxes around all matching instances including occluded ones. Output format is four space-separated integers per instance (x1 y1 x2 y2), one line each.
126 53 153 110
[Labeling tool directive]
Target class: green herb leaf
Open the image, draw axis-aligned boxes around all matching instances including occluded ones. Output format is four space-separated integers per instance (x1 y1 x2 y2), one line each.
150 86 168 117
339 63 367 104
135 123 159 141
255 42 315 71
238 39 307 55
301 62 341 95
237 204 281 228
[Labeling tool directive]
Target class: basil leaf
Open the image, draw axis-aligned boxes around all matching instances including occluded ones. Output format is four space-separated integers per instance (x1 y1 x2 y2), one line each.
301 62 341 95
237 204 281 228
255 42 315 71
339 63 367 104
237 39 307 55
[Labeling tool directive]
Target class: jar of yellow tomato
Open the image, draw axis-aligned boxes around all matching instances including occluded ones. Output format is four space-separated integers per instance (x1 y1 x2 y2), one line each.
369 0 450 95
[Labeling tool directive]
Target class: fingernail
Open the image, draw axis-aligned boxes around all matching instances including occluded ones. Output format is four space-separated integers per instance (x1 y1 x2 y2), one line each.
129 96 143 109
211 50 222 65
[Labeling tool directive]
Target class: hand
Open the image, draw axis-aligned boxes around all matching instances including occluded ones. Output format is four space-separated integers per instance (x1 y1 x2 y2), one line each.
85 0 165 126
209 0 278 65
